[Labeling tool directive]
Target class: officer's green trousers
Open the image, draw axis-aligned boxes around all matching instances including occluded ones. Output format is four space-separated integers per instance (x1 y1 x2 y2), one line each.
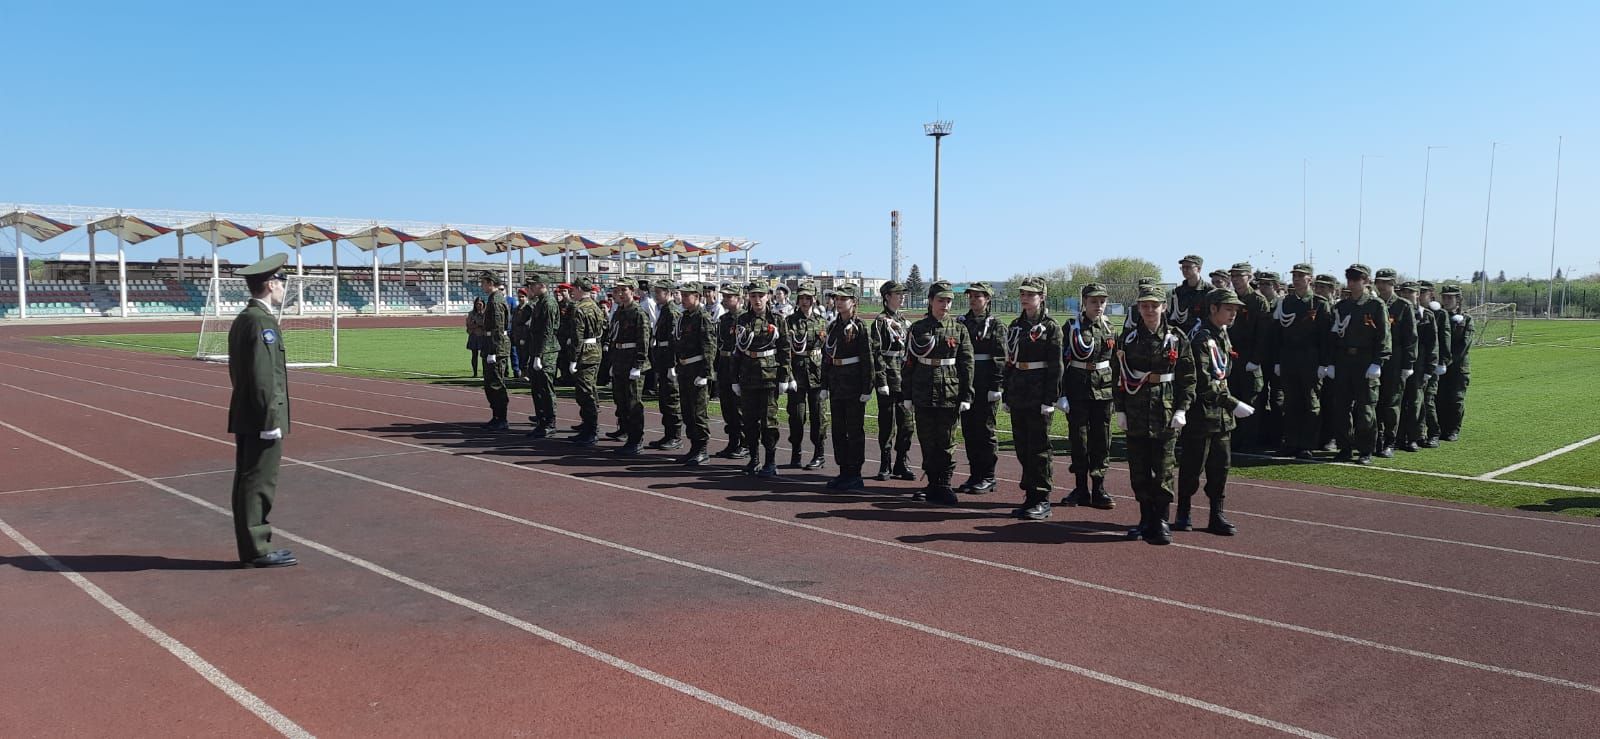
1440 368 1470 436
231 434 280 562
1067 398 1112 481
1279 363 1321 452
613 374 645 442
830 395 867 478
1010 405 1054 504
1332 359 1380 455
677 374 711 446
914 406 960 486
1125 434 1177 509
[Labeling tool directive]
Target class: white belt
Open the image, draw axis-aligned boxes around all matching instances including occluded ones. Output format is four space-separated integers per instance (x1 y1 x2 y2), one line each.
882 350 905 358
973 353 994 361
613 342 637 349
581 338 599 345
1131 372 1175 383
719 350 734 358
677 355 704 365
654 341 672 347
1069 360 1110 371
1014 361 1050 370
830 356 860 366
916 357 956 366
745 349 776 358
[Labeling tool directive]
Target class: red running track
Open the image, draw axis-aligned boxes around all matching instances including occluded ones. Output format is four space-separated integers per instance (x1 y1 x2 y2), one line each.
2 326 1597 737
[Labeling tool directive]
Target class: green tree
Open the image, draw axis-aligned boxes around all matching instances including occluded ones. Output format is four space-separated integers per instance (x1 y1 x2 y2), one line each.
905 263 925 297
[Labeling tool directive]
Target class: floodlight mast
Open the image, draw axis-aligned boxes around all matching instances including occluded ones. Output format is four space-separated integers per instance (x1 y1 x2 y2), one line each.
924 120 953 282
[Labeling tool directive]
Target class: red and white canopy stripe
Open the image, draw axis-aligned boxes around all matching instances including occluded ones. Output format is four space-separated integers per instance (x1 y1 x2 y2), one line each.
344 225 417 251
88 214 175 244
181 218 262 246
415 228 486 253
1 209 75 241
268 222 346 247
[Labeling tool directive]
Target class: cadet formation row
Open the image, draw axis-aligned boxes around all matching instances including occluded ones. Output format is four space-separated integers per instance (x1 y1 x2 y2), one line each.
469 256 1475 545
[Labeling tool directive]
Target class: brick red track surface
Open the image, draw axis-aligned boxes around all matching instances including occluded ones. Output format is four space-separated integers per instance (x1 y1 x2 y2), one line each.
2 321 1597 737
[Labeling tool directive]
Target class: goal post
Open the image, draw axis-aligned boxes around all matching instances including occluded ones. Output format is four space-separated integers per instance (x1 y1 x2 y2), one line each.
196 276 339 367
1465 302 1516 347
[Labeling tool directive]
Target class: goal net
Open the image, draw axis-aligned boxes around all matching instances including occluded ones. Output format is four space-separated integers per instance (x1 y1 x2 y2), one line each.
1465 302 1516 347
196 276 339 367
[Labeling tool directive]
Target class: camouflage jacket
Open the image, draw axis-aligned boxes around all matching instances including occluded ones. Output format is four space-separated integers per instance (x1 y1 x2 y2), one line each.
1232 287 1272 368
672 305 717 383
528 293 560 362
1167 281 1212 332
906 313 974 409
1325 293 1391 366
1002 309 1063 409
821 313 882 396
607 302 651 379
1187 322 1246 434
1061 313 1115 402
1447 310 1474 372
873 308 913 392
785 309 830 391
651 301 683 373
716 311 740 375
482 289 511 356
1113 320 1196 439
959 309 1005 393
570 298 607 366
732 308 791 388
1414 304 1440 369
1381 293 1418 370
1269 290 1332 368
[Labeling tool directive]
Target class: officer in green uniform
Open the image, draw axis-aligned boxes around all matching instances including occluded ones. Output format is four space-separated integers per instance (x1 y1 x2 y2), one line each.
1167 254 1212 332
1060 281 1117 509
673 282 718 466
1253 270 1285 450
1115 284 1196 546
1322 264 1391 465
1226 262 1270 451
649 279 684 450
567 277 607 445
1312 273 1343 451
524 274 561 438
732 281 792 477
1438 284 1474 441
227 253 296 568
1272 264 1334 459
556 283 576 388
906 281 974 505
1001 277 1061 519
821 284 883 490
874 281 917 481
478 271 513 431
957 282 1004 494
785 280 830 469
1176 288 1254 535
1373 268 1418 457
1418 280 1451 446
715 284 748 459
1396 281 1436 452
606 281 651 455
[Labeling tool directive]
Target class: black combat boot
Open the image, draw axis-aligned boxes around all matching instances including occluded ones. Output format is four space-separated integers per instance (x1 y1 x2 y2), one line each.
789 449 803 468
1061 472 1089 506
804 447 826 470
742 455 760 476
892 453 917 481
924 480 960 506
1014 497 1052 521
967 476 996 494
525 425 549 439
875 455 893 481
1088 477 1115 510
605 428 627 441
757 446 779 478
571 429 598 447
1171 495 1193 531
1333 448 1353 462
1126 501 1151 540
1144 503 1173 545
680 443 709 466
1205 498 1237 536
615 438 643 456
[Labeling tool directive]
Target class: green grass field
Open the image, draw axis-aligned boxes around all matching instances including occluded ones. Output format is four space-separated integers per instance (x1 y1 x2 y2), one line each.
41 318 1600 517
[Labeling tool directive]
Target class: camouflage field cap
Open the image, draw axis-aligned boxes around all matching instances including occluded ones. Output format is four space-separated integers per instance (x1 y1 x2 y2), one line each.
1135 284 1167 303
1290 263 1314 275
1180 254 1204 267
964 281 993 296
651 278 676 291
1398 281 1420 292
477 270 503 285
678 282 703 295
1209 269 1229 281
1137 277 1155 286
795 280 817 297
1255 271 1281 285
1417 280 1435 290
1080 281 1108 298
719 282 739 294
1374 267 1399 282
1345 263 1373 280
928 280 955 300
1441 284 1463 296
572 276 595 291
1015 277 1048 295
1313 273 1338 287
1229 262 1254 274
1209 288 1245 307
833 283 859 299
879 280 907 296
745 281 769 295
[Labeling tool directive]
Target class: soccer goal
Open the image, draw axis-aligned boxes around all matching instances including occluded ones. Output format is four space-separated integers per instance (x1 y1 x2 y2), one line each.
196 275 339 367
1466 302 1516 347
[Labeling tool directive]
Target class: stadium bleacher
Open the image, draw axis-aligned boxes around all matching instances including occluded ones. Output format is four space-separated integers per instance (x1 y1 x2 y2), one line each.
0 278 494 317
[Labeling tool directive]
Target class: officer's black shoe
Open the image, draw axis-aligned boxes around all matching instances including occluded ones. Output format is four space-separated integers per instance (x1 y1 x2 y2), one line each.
924 487 960 506
1143 518 1173 545
835 475 865 491
1061 487 1089 506
570 423 585 432
571 431 598 447
1322 440 1341 452
1375 446 1394 458
1089 479 1115 510
1016 500 1052 520
1206 512 1237 536
1398 440 1419 452
525 426 549 439
1442 432 1459 442
680 445 709 466
528 415 541 425
615 441 642 456
1355 454 1373 465
891 455 917 481
604 429 627 440
824 476 844 490
967 478 996 495
804 454 826 470
651 437 683 451
484 419 509 432
789 451 803 468
956 476 978 493
875 459 893 481
1420 437 1440 448
1294 449 1315 460
1171 498 1193 531
247 550 298 568
1333 448 1353 462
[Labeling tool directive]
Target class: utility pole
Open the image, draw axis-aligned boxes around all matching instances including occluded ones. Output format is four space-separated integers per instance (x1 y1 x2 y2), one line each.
924 120 953 281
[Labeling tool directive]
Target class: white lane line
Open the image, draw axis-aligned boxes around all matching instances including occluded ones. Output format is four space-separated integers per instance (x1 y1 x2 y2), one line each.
10 383 1600 701
1224 510 1599 566
1479 433 1600 479
8 359 1597 602
0 420 822 739
0 514 313 739
1228 450 1600 495
0 451 426 497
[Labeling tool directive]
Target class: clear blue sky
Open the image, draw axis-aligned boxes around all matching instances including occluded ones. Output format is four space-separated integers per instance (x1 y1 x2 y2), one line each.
6 1 1596 283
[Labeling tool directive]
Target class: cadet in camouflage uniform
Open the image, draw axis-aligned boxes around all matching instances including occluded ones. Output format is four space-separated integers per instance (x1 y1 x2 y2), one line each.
1396 281 1436 452
906 281 974 505
1272 264 1333 459
1115 284 1196 546
1060 281 1117 509
1002 277 1062 520
1209 269 1230 290
1176 288 1254 535
649 279 684 450
874 281 917 481
606 281 651 455
1167 254 1212 332
524 274 561 438
1373 269 1418 458
1322 264 1391 465
1226 263 1271 451
556 284 576 387
1438 285 1474 441
822 284 883 490
673 282 718 466
1312 273 1343 451
1418 280 1451 446
714 285 748 459
785 281 830 469
957 282 1004 494
732 282 792 477
478 272 513 431
567 278 608 445
1253 270 1285 450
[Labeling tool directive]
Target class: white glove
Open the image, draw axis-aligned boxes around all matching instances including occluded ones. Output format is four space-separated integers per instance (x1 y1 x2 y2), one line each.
1040 404 1055 416
1429 301 1442 311
1273 364 1281 376
486 354 498 363
785 381 798 393
1433 364 1447 376
1452 314 1465 325
667 368 677 381
1323 365 1336 379
858 393 871 402
901 400 913 411
732 383 742 396
1232 402 1255 418
1401 368 1415 380
819 389 830 401
629 368 642 380
877 386 890 397
259 428 283 440
568 362 578 373
1056 396 1071 412
959 401 971 413
1115 411 1128 431
1170 410 1187 430
986 390 1003 403
1246 362 1261 373
1365 363 1381 380
532 357 542 371
694 376 708 387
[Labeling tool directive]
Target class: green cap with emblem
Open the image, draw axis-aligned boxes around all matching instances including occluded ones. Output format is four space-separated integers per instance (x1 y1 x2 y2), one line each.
1417 279 1435 290
744 281 769 295
1080 281 1108 298
1208 288 1245 306
964 281 993 296
718 282 739 294
1291 263 1314 275
1135 283 1167 302
1209 269 1229 281
678 281 703 295
524 272 547 285
572 275 595 292
1229 261 1253 274
1180 254 1204 267
1398 280 1420 292
927 280 955 300
879 280 906 296
650 278 675 291
1441 284 1463 296
1255 271 1280 285
796 280 817 297
1374 267 1398 282
1345 263 1373 280
1015 277 1048 295
477 270 503 286
236 253 288 283
1314 273 1338 287
833 283 859 299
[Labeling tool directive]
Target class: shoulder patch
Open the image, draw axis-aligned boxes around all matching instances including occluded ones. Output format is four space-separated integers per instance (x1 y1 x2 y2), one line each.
262 328 278 345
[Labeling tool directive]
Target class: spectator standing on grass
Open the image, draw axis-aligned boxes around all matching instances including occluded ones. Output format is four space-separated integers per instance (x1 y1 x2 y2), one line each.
1175 288 1253 536
466 297 487 377
227 254 296 568
1438 285 1474 441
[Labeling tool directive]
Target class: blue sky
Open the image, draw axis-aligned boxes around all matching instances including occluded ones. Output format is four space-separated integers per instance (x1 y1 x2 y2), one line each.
5 1 1596 283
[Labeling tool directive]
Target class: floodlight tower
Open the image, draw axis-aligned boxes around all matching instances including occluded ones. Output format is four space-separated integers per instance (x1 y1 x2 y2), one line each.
924 120 953 281
890 210 902 283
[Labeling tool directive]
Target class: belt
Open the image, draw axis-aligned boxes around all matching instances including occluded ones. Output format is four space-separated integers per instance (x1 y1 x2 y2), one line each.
654 341 672 347
1013 360 1050 370
1343 347 1365 356
613 342 637 349
718 350 733 358
881 350 905 358
830 356 860 366
677 355 704 366
916 357 956 366
973 353 995 361
745 349 775 358
1139 373 1175 383
1069 360 1110 371
581 337 598 345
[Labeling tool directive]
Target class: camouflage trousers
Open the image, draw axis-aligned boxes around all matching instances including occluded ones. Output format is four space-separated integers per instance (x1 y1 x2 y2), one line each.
677 373 711 445
1010 405 1054 505
612 374 645 442
655 365 681 439
1439 368 1470 437
741 385 780 454
1067 398 1112 482
914 406 960 486
787 387 829 453
879 388 916 455
830 395 868 478
573 363 601 433
961 394 999 480
1125 434 1177 509
715 359 744 448
1178 428 1230 503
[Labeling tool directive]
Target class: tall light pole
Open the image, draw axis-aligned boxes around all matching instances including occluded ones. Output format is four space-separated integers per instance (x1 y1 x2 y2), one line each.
1356 154 1379 264
1300 158 1308 263
1417 145 1444 277
1546 136 1563 317
838 252 853 292
924 120 953 282
1479 142 1499 308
